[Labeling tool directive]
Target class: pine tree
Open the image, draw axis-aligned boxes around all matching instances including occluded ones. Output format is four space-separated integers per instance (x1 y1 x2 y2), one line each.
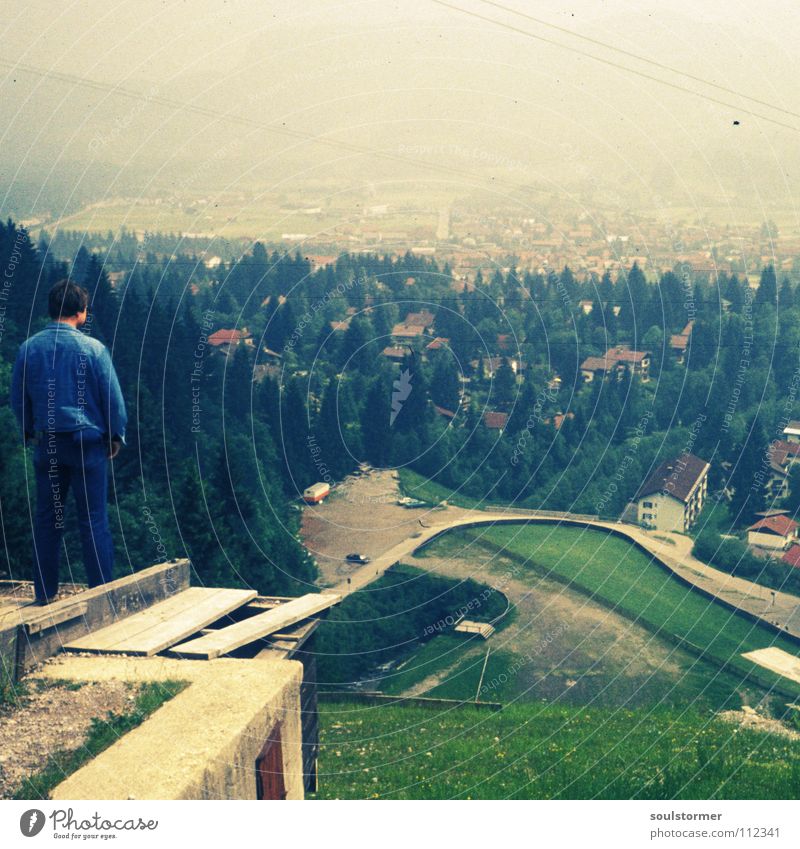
725 274 745 313
492 358 517 405
755 265 777 307
224 344 254 424
280 380 314 489
340 316 375 373
430 354 461 411
617 262 648 339
727 415 769 524
316 378 358 481
779 276 794 310
361 377 392 466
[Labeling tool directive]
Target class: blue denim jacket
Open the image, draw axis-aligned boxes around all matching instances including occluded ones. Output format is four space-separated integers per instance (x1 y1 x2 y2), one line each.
11 322 127 443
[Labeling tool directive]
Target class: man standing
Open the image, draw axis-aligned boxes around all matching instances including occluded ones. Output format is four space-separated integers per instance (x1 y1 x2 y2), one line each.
11 279 127 604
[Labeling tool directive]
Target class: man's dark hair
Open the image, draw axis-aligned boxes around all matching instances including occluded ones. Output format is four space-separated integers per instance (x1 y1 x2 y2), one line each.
48 279 89 320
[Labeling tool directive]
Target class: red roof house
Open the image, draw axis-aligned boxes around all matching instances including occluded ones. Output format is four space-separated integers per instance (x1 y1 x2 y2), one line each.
747 515 799 551
781 545 800 568
580 346 651 382
426 337 450 351
483 411 508 430
208 328 252 354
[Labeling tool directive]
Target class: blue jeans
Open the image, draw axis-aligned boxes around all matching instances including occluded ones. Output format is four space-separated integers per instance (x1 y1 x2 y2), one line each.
32 430 113 600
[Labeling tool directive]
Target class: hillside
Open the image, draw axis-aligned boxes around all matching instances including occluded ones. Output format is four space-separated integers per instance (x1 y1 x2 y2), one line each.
417 525 800 701
311 700 800 800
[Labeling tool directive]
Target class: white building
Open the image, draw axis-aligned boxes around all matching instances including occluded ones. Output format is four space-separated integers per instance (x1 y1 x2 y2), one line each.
747 515 799 551
783 420 800 444
635 453 710 533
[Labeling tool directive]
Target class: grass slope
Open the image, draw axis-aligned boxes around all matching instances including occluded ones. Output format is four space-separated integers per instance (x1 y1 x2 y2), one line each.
379 633 484 696
312 700 800 799
316 563 507 687
398 468 497 509
420 525 800 699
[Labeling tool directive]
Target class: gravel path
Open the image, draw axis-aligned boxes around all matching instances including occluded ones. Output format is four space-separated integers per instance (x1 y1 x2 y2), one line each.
0 678 138 799
301 469 470 587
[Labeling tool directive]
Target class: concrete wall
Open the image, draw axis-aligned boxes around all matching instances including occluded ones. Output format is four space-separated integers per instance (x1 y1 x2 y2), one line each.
637 492 686 532
748 530 793 551
37 656 304 800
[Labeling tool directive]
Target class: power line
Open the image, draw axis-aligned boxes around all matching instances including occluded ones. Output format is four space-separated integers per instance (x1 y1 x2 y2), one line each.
0 58 559 198
430 0 800 133
474 0 800 123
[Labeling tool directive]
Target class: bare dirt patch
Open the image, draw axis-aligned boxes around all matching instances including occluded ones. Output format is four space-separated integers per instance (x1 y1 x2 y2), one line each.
301 469 469 586
407 548 718 706
718 706 800 741
0 677 138 799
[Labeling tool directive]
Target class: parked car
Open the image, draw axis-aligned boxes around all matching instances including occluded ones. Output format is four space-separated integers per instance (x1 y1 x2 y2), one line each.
345 553 370 564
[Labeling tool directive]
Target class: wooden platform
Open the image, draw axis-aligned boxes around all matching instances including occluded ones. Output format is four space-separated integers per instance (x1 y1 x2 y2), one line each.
454 620 495 639
742 647 800 685
62 587 256 656
1 560 192 680
168 593 340 660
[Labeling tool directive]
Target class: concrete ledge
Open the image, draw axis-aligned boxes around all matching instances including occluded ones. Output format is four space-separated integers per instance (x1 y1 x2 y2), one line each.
36 655 304 800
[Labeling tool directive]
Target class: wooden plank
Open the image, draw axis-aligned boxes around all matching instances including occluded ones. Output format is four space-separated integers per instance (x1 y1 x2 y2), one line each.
12 560 192 675
0 599 27 619
62 587 256 656
26 602 89 635
239 600 282 614
168 593 339 659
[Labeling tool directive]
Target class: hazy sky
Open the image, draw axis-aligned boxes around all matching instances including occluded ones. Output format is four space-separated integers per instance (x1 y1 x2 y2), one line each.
2 1 799 221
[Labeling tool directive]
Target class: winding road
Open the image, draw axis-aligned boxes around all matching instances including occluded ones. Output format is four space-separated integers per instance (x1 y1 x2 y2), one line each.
332 507 800 642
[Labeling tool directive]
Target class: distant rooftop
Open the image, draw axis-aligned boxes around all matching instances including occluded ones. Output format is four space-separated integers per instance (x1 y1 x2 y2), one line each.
781 545 800 568
636 453 709 503
747 515 799 536
208 328 248 347
483 411 508 430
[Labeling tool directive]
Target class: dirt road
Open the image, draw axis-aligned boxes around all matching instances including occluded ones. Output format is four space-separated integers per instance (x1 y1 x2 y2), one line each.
300 470 800 641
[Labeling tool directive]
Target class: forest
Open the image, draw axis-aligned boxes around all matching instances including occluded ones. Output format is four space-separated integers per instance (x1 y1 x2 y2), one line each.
1 216 798 596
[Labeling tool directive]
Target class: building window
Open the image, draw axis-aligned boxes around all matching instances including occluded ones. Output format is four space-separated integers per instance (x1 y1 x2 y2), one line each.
643 501 653 508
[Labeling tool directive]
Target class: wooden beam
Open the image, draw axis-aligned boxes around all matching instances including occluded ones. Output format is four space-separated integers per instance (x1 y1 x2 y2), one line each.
62 587 256 656
255 619 321 660
26 602 89 635
0 560 190 632
10 559 192 677
271 618 321 641
168 593 339 660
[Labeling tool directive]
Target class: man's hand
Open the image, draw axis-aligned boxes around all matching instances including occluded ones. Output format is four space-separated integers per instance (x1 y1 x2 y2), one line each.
108 437 122 460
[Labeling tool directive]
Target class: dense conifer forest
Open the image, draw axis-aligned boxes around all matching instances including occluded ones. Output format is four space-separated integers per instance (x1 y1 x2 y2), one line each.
2 218 798 595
